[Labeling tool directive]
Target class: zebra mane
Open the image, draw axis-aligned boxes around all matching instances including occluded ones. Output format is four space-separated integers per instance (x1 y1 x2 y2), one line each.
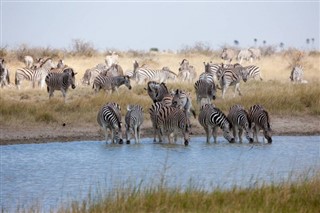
39 57 52 67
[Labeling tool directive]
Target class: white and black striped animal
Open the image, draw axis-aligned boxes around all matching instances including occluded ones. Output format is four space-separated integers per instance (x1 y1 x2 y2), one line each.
45 68 77 101
248 104 272 143
194 79 216 105
156 105 191 146
125 104 144 144
133 61 177 84
149 102 165 143
221 48 236 64
290 65 306 83
198 104 235 143
97 102 123 144
105 51 119 67
82 64 108 86
93 75 132 94
227 105 253 143
0 58 10 87
219 63 249 99
248 48 261 60
177 59 196 82
237 49 253 64
244 65 263 81
171 89 196 118
24 55 34 68
146 81 170 103
103 64 124 78
15 58 55 89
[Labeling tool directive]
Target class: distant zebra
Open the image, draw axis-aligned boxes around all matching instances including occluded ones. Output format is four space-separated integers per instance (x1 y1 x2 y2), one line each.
237 49 253 64
24 55 34 68
171 89 196 118
290 65 306 83
15 58 55 89
45 68 77 101
177 59 196 82
133 61 177 84
97 102 123 144
248 104 272 143
227 105 253 143
244 65 263 81
82 65 108 86
219 63 249 99
103 64 124 77
125 104 144 144
248 48 261 60
0 58 10 87
156 105 191 146
105 51 119 67
221 48 236 64
93 75 132 94
194 79 216 105
198 104 235 143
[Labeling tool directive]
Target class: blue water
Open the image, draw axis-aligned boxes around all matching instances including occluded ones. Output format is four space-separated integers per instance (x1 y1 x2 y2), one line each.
1 136 320 211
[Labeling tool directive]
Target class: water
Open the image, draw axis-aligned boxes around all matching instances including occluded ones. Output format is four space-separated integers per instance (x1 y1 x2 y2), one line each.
1 136 320 211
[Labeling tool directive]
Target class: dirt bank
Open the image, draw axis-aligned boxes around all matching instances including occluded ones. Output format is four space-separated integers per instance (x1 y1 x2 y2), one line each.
1 115 319 145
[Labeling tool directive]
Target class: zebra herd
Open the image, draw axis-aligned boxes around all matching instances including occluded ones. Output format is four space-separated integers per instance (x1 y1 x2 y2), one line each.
97 79 272 146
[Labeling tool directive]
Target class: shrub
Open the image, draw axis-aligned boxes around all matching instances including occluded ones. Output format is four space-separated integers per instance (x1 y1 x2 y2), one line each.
70 39 97 57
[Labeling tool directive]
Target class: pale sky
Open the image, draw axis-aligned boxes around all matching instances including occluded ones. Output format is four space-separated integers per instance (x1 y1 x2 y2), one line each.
1 0 319 51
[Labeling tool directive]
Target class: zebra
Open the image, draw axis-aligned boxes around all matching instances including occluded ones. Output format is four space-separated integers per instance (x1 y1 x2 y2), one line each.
103 64 124 77
133 61 177 84
24 55 34 68
156 105 191 146
93 75 132 94
15 58 55 89
125 104 144 144
0 58 10 87
237 49 253 64
45 68 77 101
248 48 261 60
171 89 196 118
244 65 263 81
82 64 108 86
177 59 197 82
198 104 234 143
221 48 236 64
105 51 119 67
149 102 165 143
194 79 216 105
248 104 272 143
97 102 123 144
219 63 249 99
227 105 254 143
290 65 306 83
146 81 170 103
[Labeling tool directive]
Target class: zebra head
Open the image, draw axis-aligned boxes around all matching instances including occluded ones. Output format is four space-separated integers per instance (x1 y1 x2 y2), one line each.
123 75 132 90
64 68 77 89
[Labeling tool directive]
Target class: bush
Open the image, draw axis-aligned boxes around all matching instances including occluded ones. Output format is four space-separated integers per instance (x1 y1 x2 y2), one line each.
70 39 97 57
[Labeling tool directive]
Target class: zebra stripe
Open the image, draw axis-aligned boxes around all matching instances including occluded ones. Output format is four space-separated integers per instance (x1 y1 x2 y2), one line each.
227 105 253 143
149 102 165 142
97 102 123 144
290 65 305 83
45 68 77 101
93 75 132 93
146 81 170 103
156 106 190 146
171 89 196 118
248 104 272 143
0 58 10 87
194 79 216 106
15 58 55 89
178 59 196 82
198 104 234 143
219 64 248 99
244 65 263 81
220 48 236 64
125 104 144 144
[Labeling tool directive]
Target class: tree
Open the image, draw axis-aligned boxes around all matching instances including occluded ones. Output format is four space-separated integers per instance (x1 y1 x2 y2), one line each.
263 40 267 45
279 42 284 50
254 38 258 46
233 40 239 46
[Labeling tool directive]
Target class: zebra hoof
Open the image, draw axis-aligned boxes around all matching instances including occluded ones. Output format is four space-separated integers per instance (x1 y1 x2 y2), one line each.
249 138 254 143
126 140 130 144
119 139 123 144
267 137 272 143
229 138 235 143
184 140 189 146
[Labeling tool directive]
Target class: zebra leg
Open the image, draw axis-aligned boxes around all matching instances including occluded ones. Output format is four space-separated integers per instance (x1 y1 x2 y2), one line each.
238 128 243 143
125 125 130 144
134 125 138 144
204 126 210 143
222 85 228 99
212 126 218 143
235 83 242 97
232 126 238 142
254 126 259 143
137 126 141 143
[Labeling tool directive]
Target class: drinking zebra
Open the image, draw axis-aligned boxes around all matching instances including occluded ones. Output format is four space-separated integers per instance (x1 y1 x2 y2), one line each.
125 104 144 144
93 75 132 94
156 105 191 146
219 63 249 99
97 102 123 144
227 105 254 143
133 61 177 84
194 79 216 105
290 65 307 83
248 104 272 143
0 58 10 87
45 68 77 101
244 65 263 81
198 104 235 143
15 58 55 89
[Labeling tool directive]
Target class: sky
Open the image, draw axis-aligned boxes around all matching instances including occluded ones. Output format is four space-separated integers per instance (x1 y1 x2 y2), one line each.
1 0 319 51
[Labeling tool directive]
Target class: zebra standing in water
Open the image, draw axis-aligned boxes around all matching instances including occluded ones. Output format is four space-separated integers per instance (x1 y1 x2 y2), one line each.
15 58 55 89
219 63 249 99
149 102 165 143
156 105 191 146
45 68 77 101
198 104 235 143
248 104 272 143
93 75 132 94
244 65 263 81
125 104 144 144
227 105 254 143
133 61 177 84
97 102 123 144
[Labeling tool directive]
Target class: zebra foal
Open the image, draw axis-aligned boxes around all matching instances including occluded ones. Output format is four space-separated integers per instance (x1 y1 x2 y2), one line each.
45 68 77 101
97 102 123 144
125 104 144 144
198 104 234 143
227 105 253 143
93 75 132 94
248 104 272 143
